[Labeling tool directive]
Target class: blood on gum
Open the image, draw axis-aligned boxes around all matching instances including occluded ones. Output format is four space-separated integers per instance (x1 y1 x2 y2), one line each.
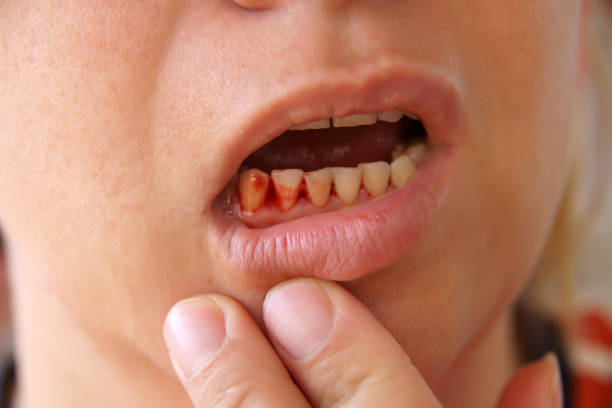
238 142 426 213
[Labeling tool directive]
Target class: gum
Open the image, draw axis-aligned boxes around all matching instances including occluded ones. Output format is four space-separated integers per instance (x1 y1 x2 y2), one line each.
234 187 395 228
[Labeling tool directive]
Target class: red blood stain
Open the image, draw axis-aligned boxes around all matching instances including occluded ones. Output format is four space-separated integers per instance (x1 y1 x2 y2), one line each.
251 174 268 191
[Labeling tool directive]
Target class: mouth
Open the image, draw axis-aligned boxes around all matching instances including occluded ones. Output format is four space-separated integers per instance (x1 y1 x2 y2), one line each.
210 65 460 282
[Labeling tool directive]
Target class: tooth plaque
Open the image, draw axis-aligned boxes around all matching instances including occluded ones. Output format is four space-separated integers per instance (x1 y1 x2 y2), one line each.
271 169 304 211
390 156 416 188
290 119 331 131
304 168 332 208
377 110 404 123
405 143 427 164
332 167 362 205
332 113 378 128
359 161 390 197
239 169 270 214
289 110 419 130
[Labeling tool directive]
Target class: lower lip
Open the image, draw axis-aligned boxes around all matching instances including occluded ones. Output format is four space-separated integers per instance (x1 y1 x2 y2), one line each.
210 145 457 282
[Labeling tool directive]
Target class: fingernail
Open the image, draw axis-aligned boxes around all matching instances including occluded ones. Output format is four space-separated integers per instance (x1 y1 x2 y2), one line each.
543 352 563 408
264 280 334 359
163 298 226 379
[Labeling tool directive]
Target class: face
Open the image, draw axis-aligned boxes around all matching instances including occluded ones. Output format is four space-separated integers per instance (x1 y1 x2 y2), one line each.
0 0 582 386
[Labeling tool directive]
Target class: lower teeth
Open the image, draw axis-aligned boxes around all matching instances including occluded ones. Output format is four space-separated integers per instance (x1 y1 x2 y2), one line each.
237 141 426 214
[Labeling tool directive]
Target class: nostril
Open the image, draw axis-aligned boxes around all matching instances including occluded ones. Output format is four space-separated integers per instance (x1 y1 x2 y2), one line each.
232 0 276 11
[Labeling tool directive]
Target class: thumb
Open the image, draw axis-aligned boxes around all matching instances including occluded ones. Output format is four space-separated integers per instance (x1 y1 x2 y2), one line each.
263 278 442 407
497 352 563 408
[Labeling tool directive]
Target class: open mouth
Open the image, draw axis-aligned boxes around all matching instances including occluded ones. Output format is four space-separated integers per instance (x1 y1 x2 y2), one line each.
210 67 460 281
219 112 428 228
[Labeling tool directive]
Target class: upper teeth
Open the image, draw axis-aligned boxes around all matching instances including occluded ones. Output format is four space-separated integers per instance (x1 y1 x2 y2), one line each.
333 113 377 128
290 118 331 131
290 110 419 131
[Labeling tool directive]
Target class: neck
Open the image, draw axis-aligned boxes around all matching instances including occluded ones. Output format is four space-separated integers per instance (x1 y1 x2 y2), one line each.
436 309 520 408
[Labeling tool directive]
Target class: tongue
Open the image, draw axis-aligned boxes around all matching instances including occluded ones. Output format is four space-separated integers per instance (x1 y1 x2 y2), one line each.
243 122 400 172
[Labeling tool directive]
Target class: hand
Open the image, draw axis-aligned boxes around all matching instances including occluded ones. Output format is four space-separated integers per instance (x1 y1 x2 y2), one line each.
163 278 562 407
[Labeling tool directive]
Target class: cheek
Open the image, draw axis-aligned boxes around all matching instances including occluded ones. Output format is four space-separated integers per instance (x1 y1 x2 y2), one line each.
346 0 580 384
0 1 203 366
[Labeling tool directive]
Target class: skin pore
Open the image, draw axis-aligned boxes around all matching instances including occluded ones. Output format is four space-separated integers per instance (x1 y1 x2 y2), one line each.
0 1 583 407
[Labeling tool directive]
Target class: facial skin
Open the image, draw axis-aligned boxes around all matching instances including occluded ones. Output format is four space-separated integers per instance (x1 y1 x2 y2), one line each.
0 1 582 407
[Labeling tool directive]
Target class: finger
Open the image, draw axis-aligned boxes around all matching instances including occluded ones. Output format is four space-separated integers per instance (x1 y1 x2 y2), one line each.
497 352 563 408
163 295 310 408
263 278 442 408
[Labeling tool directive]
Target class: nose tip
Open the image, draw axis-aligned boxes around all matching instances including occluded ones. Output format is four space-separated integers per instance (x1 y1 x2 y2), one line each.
232 0 276 10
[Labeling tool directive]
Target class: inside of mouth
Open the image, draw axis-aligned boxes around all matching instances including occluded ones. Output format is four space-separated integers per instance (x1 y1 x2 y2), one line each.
243 117 426 172
220 114 430 228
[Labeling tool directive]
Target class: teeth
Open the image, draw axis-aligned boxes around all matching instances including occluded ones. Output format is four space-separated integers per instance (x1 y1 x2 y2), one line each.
405 143 427 164
391 141 409 161
239 169 270 213
390 156 416 188
304 168 332 208
289 110 419 130
238 149 423 213
332 167 362 205
391 150 404 161
333 113 377 128
377 110 404 123
238 115 428 214
271 169 304 211
359 161 390 197
290 119 331 131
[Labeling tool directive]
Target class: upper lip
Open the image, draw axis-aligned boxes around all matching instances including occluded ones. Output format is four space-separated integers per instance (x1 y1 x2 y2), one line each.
214 59 459 194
